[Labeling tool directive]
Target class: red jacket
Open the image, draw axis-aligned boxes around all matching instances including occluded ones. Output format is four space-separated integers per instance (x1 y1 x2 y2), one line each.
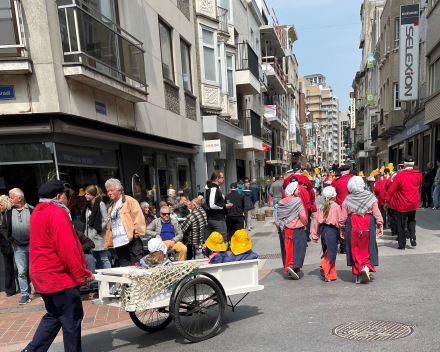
298 185 311 210
374 176 390 206
385 169 423 212
283 174 315 204
384 175 398 210
30 202 91 294
333 174 353 206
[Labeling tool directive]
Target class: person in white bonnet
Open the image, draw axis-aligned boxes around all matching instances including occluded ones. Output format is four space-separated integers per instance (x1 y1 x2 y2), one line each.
139 238 173 268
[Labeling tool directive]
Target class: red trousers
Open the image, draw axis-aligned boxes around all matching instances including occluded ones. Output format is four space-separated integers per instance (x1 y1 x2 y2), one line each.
351 214 376 276
284 228 300 274
320 242 337 280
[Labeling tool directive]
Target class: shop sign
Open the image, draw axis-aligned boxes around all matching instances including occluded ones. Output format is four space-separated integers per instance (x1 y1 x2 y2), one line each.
399 4 419 101
203 139 221 153
131 174 142 202
367 93 374 105
303 122 312 129
56 144 117 168
367 53 375 68
350 98 356 129
95 101 107 115
0 85 15 100
389 118 430 145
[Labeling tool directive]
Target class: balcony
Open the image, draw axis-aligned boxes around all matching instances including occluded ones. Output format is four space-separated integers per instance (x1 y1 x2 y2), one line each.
0 0 32 74
236 109 264 151
261 56 287 95
261 125 273 144
58 0 147 102
260 23 286 58
259 64 268 93
236 42 260 95
217 6 229 34
263 102 288 130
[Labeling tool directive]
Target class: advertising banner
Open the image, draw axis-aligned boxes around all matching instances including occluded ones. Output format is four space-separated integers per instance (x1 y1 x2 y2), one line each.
350 98 356 129
367 93 374 105
367 52 375 68
399 4 419 101
203 139 221 153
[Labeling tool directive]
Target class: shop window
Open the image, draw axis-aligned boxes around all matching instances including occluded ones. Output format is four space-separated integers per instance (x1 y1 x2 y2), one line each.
180 39 192 92
159 20 174 82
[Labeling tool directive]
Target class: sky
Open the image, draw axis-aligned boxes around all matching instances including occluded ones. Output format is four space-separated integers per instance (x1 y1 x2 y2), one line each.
265 0 362 110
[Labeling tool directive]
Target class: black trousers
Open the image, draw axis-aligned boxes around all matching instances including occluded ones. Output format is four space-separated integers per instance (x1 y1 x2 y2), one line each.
380 207 387 229
2 252 17 295
396 210 416 248
226 216 244 242
421 184 433 208
115 237 144 267
306 208 312 238
388 208 398 236
26 287 83 352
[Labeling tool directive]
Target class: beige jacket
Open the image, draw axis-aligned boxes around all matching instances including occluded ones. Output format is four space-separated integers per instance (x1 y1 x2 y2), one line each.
105 195 146 248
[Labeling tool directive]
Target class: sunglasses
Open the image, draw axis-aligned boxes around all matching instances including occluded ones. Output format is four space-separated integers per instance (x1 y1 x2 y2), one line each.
161 212 170 216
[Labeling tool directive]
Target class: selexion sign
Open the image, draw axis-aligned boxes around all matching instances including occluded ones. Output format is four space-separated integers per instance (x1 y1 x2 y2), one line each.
399 4 419 101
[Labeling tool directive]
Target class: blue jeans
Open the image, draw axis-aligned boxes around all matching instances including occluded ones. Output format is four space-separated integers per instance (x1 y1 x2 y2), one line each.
434 184 440 208
273 198 281 219
92 250 111 269
13 244 29 296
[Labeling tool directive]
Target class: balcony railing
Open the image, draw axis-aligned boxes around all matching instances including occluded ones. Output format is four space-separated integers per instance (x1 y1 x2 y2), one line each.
261 125 273 143
239 109 261 138
236 42 259 80
261 56 287 90
0 0 27 57
259 64 268 86
58 0 146 88
217 6 229 33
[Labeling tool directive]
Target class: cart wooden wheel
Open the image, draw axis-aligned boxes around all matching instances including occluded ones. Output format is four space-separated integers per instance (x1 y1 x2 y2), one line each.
173 277 225 342
129 308 172 332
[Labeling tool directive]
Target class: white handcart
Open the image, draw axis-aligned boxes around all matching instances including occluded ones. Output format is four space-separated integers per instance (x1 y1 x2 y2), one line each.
92 259 264 342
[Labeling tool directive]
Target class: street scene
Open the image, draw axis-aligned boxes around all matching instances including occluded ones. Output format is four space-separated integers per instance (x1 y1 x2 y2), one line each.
1 0 440 351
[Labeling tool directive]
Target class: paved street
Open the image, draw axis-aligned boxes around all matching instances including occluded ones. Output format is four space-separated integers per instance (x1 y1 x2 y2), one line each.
5 200 436 352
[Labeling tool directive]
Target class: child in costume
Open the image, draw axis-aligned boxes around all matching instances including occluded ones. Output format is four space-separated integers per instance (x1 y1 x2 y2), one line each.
202 232 229 264
225 229 258 262
139 238 173 268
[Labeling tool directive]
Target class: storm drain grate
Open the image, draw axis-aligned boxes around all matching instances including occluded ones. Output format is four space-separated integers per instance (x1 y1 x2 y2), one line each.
0 305 46 314
332 321 414 341
252 232 273 237
258 253 282 259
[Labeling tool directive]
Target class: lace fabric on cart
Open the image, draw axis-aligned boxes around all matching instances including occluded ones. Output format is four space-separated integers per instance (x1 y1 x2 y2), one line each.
120 262 201 310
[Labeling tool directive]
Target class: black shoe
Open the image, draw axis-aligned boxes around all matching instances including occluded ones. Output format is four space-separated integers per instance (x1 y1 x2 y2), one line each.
6 292 17 297
339 250 346 254
411 240 417 247
307 237 312 242
398 246 405 250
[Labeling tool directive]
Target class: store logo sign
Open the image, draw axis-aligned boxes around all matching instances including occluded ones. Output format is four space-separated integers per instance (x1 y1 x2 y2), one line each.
0 85 15 100
203 139 221 153
95 101 107 115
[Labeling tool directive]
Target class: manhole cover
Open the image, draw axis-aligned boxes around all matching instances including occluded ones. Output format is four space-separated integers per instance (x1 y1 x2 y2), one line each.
258 253 282 259
253 232 273 237
0 305 46 314
333 321 414 341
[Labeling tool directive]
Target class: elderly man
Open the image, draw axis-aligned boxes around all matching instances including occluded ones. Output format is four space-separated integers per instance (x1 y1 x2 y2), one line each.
104 179 146 266
180 199 207 260
249 179 260 218
179 196 191 218
0 188 34 304
146 206 187 261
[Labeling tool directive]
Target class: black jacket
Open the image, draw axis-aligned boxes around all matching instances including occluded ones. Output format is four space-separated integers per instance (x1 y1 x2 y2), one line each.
225 191 244 217
0 204 34 246
423 168 436 185
76 230 96 253
205 182 227 221
0 212 12 254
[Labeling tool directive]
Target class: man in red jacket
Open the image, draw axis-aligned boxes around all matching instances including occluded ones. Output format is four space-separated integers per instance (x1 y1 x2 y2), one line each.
385 156 423 249
25 181 94 352
374 168 390 229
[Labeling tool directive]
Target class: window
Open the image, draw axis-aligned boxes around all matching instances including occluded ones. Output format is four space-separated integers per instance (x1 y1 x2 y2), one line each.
227 54 235 99
394 18 400 48
430 57 440 95
218 0 232 22
383 25 387 52
159 21 174 82
394 83 401 110
218 43 225 92
180 39 192 92
201 28 217 83
0 0 20 56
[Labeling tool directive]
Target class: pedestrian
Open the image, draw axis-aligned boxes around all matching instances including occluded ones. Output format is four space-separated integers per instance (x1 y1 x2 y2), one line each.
140 202 155 226
374 168 391 229
242 183 254 231
339 176 383 284
225 183 245 242
80 185 110 269
180 198 207 260
312 186 341 282
205 170 233 242
384 156 422 249
384 163 399 238
104 178 146 266
1 188 34 304
249 179 260 218
269 175 284 219
24 180 94 352
432 159 440 209
275 182 308 280
314 174 322 196
0 195 17 297
332 160 339 173
237 180 244 195
421 162 435 208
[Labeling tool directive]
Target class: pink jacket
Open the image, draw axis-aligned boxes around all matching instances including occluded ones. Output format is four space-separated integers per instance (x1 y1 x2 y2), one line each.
338 202 384 238
312 205 341 242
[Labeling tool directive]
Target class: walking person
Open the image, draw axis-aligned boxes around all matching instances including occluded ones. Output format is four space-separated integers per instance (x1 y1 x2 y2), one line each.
432 159 440 209
80 185 110 269
314 174 322 196
242 184 254 231
249 179 260 218
0 195 17 297
1 188 34 304
374 168 391 228
206 171 233 242
104 179 146 266
339 177 383 284
275 182 308 280
180 199 207 260
269 175 283 219
24 180 94 352
225 183 245 242
384 163 399 238
384 156 422 249
421 162 436 208
312 187 341 282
